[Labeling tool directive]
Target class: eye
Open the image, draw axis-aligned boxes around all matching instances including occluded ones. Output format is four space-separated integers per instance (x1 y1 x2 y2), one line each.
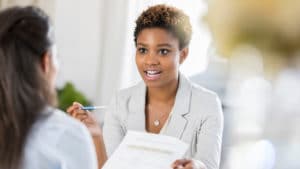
137 47 147 54
159 49 170 55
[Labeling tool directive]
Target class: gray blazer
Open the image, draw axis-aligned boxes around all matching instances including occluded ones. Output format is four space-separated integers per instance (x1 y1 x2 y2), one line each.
103 74 223 169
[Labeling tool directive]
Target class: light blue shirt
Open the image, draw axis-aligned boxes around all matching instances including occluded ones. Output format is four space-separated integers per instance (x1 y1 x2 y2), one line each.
23 108 97 169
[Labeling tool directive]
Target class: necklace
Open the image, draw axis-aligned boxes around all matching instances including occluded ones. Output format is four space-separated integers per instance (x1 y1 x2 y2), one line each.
151 112 170 127
154 120 160 126
147 103 173 128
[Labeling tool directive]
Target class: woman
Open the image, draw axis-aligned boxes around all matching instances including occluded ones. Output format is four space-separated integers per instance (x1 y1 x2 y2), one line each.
68 4 223 169
0 6 97 169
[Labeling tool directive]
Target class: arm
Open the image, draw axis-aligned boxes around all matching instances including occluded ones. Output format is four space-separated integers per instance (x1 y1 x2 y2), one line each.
195 97 224 169
173 95 224 169
66 92 125 166
93 135 107 168
67 103 107 169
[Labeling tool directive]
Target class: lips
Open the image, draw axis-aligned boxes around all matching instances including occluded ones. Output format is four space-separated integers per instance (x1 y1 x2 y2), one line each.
144 70 162 80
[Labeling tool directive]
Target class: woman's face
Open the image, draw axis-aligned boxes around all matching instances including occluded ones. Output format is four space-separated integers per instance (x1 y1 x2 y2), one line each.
135 28 188 88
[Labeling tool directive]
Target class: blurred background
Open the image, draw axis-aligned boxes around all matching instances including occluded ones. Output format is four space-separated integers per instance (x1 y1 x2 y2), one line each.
1 0 299 169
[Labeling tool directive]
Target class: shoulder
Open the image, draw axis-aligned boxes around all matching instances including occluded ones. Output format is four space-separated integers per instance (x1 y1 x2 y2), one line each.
24 108 97 169
48 109 88 133
185 77 222 116
117 81 144 98
31 108 91 146
183 78 224 132
105 81 146 124
191 81 220 103
109 81 145 105
182 74 220 104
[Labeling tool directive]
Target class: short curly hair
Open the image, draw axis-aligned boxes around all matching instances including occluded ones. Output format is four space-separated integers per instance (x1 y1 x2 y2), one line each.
134 4 192 50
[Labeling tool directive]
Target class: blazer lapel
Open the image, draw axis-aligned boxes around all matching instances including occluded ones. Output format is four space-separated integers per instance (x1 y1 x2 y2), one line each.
163 74 192 139
127 82 147 132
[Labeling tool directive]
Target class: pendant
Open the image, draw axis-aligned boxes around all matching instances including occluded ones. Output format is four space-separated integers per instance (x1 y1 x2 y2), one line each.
154 120 160 126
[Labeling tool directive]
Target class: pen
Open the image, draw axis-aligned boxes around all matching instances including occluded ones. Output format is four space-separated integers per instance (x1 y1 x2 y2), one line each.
81 106 106 111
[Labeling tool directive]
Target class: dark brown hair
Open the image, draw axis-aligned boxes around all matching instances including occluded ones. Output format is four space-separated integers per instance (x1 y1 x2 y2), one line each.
134 4 192 49
0 6 56 169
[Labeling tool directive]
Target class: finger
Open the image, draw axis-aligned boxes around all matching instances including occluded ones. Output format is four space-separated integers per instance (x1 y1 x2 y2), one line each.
82 116 97 125
172 159 190 167
69 110 82 118
66 102 82 114
86 111 98 121
74 113 88 120
72 102 83 107
73 114 89 124
172 165 184 169
76 112 96 123
66 105 77 114
172 160 180 168
80 117 89 123
184 162 194 169
73 107 89 116
75 110 95 119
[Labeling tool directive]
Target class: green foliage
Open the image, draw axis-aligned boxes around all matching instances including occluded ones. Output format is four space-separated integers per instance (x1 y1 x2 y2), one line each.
56 82 91 111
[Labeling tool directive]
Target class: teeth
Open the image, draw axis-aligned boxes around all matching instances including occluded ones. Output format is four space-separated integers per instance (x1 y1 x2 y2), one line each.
146 70 160 75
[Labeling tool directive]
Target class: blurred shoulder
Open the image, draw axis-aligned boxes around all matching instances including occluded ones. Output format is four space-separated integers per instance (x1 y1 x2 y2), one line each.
23 107 95 169
30 108 90 144
47 108 86 129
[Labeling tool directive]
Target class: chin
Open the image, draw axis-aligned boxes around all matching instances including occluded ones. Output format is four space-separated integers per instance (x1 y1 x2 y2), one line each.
144 80 168 89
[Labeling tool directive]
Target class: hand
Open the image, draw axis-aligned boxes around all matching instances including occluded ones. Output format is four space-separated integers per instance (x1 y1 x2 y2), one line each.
171 159 206 169
66 102 102 137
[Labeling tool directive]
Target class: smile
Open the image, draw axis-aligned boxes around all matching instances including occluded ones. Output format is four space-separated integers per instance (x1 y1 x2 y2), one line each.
144 70 162 80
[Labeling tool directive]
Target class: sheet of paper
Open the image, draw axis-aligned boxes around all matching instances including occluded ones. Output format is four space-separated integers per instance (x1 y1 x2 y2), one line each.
102 130 188 169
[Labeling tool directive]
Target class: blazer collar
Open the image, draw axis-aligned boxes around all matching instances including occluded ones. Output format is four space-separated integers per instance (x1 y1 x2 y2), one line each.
172 73 192 116
127 73 192 138
163 73 192 138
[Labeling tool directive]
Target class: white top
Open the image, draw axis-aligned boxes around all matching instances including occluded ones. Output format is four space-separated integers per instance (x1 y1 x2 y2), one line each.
22 108 97 169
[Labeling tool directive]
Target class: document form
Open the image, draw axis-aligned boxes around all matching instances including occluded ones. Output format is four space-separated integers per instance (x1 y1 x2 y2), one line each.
102 130 188 169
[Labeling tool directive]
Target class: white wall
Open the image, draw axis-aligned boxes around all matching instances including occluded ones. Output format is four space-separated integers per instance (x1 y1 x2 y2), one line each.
54 0 102 104
54 0 210 106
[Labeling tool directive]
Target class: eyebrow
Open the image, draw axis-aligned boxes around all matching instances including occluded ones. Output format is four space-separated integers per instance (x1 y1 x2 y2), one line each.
157 43 173 48
137 43 148 47
137 43 173 48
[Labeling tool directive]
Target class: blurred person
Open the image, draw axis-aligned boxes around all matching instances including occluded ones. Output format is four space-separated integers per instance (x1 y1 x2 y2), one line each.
190 44 228 103
68 4 223 169
0 6 97 169
206 0 300 168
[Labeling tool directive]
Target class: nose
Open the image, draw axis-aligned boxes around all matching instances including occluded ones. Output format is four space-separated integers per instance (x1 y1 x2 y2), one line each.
144 51 159 65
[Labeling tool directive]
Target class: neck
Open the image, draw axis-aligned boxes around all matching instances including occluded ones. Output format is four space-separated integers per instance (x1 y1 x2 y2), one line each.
147 78 179 105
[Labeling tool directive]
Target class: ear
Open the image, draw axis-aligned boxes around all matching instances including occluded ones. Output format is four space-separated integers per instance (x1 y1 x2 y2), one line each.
179 47 189 64
41 51 51 74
